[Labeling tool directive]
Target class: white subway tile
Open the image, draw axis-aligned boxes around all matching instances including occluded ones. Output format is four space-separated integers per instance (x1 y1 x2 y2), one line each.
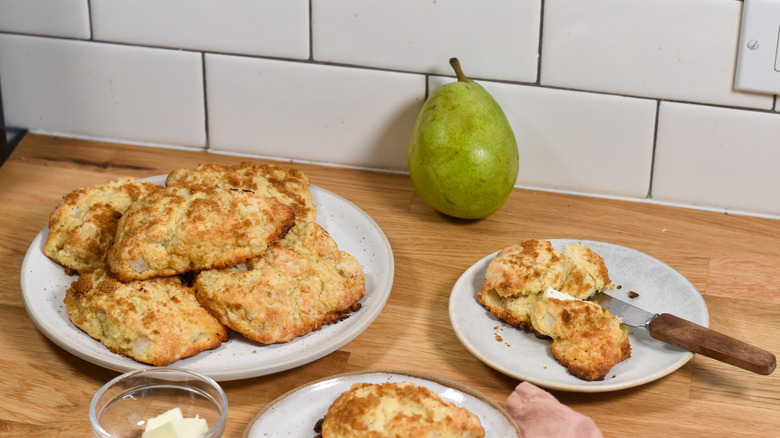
541 0 771 110
653 102 780 216
0 34 205 147
0 0 90 38
206 55 425 169
91 0 309 59
312 0 541 83
427 76 657 197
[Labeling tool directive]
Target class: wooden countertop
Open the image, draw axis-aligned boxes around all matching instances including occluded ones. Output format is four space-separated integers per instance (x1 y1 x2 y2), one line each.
1 133 778 437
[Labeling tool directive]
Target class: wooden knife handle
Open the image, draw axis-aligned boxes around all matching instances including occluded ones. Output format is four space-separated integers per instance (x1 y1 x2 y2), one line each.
648 313 776 375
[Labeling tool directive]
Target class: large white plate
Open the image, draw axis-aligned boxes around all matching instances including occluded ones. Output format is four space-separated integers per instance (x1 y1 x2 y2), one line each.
20 176 394 381
243 370 520 437
449 239 709 392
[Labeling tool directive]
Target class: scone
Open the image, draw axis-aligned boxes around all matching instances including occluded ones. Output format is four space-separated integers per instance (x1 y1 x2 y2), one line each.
531 297 631 381
194 221 365 344
166 161 316 223
105 185 295 281
480 240 572 299
478 240 613 332
558 242 613 299
44 177 160 274
64 268 228 366
316 382 485 438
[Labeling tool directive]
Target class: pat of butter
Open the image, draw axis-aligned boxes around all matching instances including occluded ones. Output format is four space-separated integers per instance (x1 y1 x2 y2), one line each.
142 408 209 438
145 408 184 431
543 287 577 301
142 418 208 438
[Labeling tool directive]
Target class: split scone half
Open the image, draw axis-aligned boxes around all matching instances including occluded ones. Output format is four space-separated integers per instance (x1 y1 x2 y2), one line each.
105 185 295 282
194 221 365 344
477 240 613 333
531 296 631 381
166 161 317 224
64 268 228 366
315 382 485 438
44 177 160 275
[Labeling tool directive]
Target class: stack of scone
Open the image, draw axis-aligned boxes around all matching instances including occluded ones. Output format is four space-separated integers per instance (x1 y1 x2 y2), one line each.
47 162 366 366
478 240 630 381
314 382 485 437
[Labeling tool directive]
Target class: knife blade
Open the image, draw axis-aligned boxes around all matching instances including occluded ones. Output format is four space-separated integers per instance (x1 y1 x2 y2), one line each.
591 291 776 375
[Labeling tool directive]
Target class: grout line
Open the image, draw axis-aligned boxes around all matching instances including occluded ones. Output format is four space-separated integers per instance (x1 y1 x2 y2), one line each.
29 129 207 151
535 0 545 86
0 29 777 117
25 126 780 221
308 0 314 61
647 99 662 199
192 146 780 221
86 0 94 40
201 52 209 150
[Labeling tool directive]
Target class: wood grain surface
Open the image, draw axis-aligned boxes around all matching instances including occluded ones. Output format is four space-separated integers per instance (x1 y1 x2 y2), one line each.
1 133 778 437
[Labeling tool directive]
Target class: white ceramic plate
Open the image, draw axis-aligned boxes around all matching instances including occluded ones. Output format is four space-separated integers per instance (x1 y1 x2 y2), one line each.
449 239 709 392
20 176 394 381
243 370 520 437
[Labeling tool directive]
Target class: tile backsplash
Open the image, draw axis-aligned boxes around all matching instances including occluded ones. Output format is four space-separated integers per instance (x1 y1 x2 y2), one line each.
1 0 778 218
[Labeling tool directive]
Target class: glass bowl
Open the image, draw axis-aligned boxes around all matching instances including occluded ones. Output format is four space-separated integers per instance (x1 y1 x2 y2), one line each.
89 368 228 438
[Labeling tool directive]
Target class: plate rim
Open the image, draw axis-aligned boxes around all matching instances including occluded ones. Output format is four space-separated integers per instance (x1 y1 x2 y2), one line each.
20 180 394 381
242 369 521 438
449 239 708 393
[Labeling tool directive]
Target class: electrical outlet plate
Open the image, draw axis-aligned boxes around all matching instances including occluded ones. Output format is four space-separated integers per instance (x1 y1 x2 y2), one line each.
734 0 780 94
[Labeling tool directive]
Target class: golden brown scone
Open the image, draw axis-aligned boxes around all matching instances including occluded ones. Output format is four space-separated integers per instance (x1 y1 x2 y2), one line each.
480 240 572 299
317 382 484 438
64 268 228 366
43 177 160 274
531 298 631 381
194 221 365 344
105 185 295 282
166 161 316 223
478 240 614 331
558 242 613 299
477 290 545 333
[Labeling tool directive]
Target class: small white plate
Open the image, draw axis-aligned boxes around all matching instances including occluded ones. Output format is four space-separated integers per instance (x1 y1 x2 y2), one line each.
449 239 709 392
243 370 520 437
20 176 394 381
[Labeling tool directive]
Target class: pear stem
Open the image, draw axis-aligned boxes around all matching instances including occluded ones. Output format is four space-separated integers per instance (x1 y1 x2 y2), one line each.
449 58 471 83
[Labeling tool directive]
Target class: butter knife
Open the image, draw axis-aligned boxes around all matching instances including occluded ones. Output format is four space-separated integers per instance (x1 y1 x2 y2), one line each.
591 292 776 375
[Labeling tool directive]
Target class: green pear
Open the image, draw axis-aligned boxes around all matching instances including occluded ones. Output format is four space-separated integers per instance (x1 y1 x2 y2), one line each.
408 58 519 219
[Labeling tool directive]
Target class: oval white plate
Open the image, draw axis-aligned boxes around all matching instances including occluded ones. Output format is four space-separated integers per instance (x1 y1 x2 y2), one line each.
20 176 394 381
449 239 709 392
243 370 520 437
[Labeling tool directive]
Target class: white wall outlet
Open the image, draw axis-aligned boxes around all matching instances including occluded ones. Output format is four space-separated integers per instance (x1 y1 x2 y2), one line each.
735 0 780 94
